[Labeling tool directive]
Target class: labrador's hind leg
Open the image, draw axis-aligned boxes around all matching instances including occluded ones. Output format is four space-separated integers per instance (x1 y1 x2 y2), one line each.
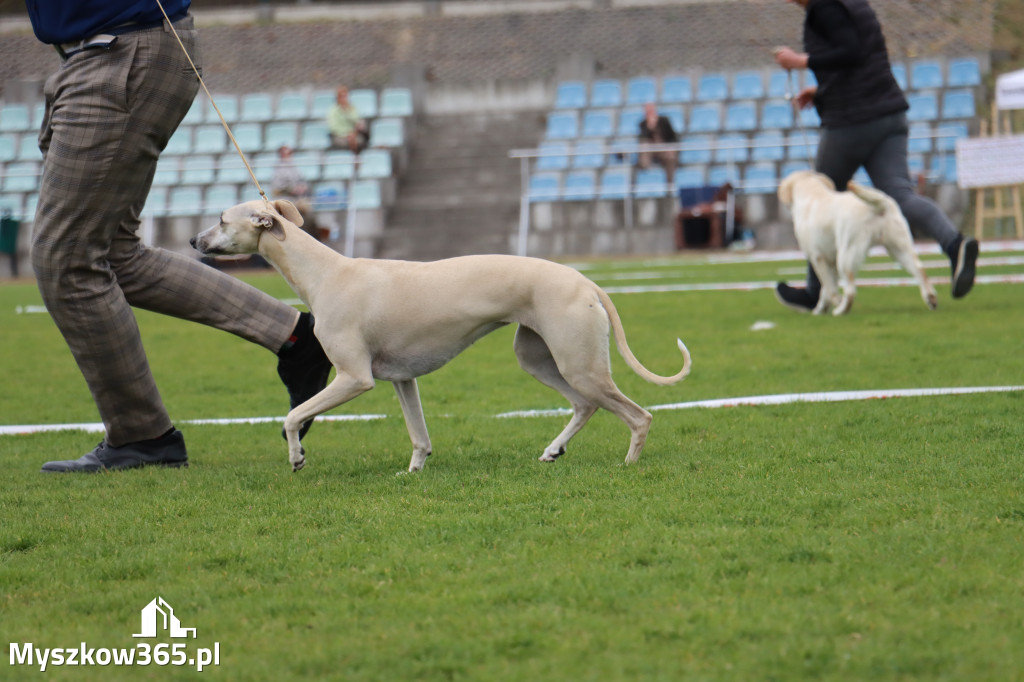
514 325 598 461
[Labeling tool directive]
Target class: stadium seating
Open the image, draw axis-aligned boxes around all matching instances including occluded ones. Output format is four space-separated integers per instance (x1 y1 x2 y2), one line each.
696 74 729 101
370 118 404 147
634 167 668 198
529 171 561 201
0 104 31 133
891 63 908 90
732 71 765 100
674 167 706 190
545 111 579 139
680 135 714 165
554 81 587 109
689 105 722 133
206 95 239 124
750 130 786 162
724 102 757 131
573 140 606 169
181 155 217 185
380 88 413 117
0 134 16 163
16 136 40 161
232 123 263 154
660 76 692 104
941 89 975 119
276 93 310 121
617 108 644 137
564 170 597 200
582 109 616 138
350 180 383 209
743 163 777 193
240 93 274 122
598 167 630 200
536 141 571 171
907 92 939 121
264 122 299 151
760 101 794 129
715 133 749 163
358 150 393 179
591 80 623 108
910 60 943 90
2 161 37 192
350 89 378 118
767 70 795 99
626 77 658 106
908 122 933 154
947 57 981 87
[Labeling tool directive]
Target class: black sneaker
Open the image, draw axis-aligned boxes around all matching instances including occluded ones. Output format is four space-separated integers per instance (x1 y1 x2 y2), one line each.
277 313 332 440
774 282 817 312
42 429 188 473
950 236 979 299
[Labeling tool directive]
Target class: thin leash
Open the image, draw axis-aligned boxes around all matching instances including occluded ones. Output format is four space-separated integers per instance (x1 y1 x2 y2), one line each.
784 68 816 167
154 0 271 207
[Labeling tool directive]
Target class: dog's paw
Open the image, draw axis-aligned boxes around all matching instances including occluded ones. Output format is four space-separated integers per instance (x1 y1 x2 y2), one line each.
926 294 938 310
291 456 306 472
539 446 566 463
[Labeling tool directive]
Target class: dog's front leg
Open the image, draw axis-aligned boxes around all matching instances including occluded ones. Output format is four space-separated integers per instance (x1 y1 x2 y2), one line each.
393 379 432 473
284 370 375 471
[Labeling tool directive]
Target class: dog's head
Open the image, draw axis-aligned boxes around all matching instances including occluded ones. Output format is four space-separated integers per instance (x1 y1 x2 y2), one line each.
190 199 304 255
777 170 835 205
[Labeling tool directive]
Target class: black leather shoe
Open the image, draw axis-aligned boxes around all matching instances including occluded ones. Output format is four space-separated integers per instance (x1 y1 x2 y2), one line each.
41 429 188 473
277 313 332 440
950 236 978 299
774 282 817 312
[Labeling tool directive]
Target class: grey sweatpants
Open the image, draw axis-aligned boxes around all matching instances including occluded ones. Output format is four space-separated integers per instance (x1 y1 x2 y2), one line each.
31 16 298 446
803 111 961 295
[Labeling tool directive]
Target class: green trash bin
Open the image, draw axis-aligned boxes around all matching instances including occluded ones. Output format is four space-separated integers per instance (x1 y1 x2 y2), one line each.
1 214 22 277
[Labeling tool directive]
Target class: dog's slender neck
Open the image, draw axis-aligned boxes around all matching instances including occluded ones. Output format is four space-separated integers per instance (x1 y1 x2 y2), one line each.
258 218 345 309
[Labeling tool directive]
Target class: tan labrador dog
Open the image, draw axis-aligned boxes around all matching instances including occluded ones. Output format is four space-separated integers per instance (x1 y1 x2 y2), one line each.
778 170 938 315
191 200 691 473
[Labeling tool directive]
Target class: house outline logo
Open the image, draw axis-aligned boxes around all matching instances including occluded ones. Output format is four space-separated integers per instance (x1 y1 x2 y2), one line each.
133 597 197 639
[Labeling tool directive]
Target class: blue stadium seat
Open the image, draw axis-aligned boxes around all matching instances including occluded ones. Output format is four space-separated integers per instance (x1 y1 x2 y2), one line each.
194 125 228 154
660 76 692 104
168 186 203 216
910 60 943 89
797 106 822 127
908 154 925 177
358 149 392 179
251 151 278 186
715 133 749 163
662 106 684 135
608 137 637 166
299 121 331 151
942 89 975 119
934 122 968 152
707 165 740 187
590 79 623 108
581 109 616 138
617 108 644 136
292 150 323 182
152 157 180 186
322 149 358 180
908 122 932 154
349 89 378 118
688 105 721 133
732 71 765 100
231 122 263 154
0 192 22 216
240 93 274 122
767 70 795 99
0 104 31 132
554 81 587 109
215 154 251 185
696 74 729 101
164 127 192 155
598 167 629 200
370 118 404 147
529 172 561 202
264 122 299 151
142 187 167 218
787 130 819 160
626 77 658 106
930 154 958 184
16 135 41 161
852 167 871 186
743 163 777 194
891 63 908 91
751 130 786 162
0 134 17 162
380 88 413 117
536 141 570 171
804 70 817 88
181 155 216 185
573 139 606 169
634 167 668 198
22 192 39 220
781 160 812 178
546 111 579 139
907 92 939 121
205 184 238 212
350 179 382 209
674 167 706 190
313 181 347 210
680 135 714 165
947 57 981 87
205 94 238 123
311 90 336 119
3 161 38 192
564 170 597 200
183 98 205 125
761 100 794 129
275 93 309 121
724 102 757 131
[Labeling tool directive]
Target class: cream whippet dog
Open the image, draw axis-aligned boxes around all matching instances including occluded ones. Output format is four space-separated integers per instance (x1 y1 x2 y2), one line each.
778 170 938 316
192 200 691 473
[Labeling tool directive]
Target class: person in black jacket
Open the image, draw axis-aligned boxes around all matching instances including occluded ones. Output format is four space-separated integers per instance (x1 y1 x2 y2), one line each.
637 102 679 187
772 0 978 311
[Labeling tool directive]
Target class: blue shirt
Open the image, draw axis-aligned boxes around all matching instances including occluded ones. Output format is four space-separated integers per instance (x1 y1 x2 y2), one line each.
25 0 191 45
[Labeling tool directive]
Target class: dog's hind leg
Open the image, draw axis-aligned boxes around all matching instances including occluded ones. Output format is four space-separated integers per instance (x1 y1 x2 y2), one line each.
513 326 598 462
284 369 375 471
884 239 938 310
834 247 866 316
810 254 839 315
393 379 432 472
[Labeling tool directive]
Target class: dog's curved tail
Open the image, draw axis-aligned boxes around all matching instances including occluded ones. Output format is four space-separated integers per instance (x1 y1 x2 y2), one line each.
847 182 891 217
595 287 692 385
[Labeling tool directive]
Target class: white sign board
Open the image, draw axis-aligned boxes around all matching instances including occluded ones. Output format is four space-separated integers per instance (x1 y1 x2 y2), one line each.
955 135 1024 189
996 69 1024 111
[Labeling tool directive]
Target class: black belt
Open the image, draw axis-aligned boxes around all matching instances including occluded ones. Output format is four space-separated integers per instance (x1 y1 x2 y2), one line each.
55 11 189 61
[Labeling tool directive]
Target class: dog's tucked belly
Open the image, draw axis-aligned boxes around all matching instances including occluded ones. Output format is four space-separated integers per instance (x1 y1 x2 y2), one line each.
369 321 509 381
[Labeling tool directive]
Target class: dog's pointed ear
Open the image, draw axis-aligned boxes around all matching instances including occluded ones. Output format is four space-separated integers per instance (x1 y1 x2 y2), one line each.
273 200 304 228
250 211 287 241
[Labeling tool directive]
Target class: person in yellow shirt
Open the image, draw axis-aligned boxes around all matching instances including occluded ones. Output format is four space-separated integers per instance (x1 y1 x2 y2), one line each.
326 86 369 153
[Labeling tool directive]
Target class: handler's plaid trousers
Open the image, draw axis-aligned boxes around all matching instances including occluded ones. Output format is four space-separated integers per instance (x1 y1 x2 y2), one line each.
31 16 297 446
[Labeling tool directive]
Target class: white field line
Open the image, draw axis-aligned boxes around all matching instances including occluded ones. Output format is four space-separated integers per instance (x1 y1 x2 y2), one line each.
4 386 1022 436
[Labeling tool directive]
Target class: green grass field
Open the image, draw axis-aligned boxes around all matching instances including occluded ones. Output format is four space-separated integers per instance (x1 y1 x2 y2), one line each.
2 248 1023 681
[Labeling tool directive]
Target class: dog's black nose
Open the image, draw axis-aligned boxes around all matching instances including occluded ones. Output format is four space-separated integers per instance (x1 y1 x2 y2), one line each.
188 236 197 248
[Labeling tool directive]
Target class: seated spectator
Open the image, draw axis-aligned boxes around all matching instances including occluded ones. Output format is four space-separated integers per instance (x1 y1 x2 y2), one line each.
326 86 369 154
271 145 321 240
637 102 678 186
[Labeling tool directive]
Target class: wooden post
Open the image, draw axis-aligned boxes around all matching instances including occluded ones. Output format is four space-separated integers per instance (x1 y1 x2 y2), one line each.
974 108 1024 239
